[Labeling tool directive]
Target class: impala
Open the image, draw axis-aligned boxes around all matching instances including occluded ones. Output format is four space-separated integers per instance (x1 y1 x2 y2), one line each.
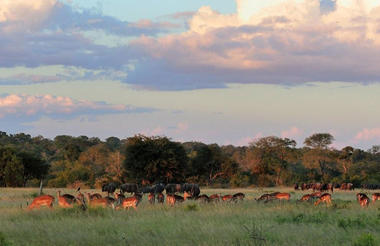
28 195 55 210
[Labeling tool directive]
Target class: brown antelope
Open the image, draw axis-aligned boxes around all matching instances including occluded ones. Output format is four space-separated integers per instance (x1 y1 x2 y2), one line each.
88 193 102 200
232 193 245 201
195 194 210 203
314 193 332 206
86 193 113 208
209 194 220 202
310 192 322 198
356 193 370 207
272 192 291 201
256 194 274 202
119 194 142 210
222 194 234 202
28 195 55 210
148 193 155 204
372 193 380 204
57 191 75 208
300 194 312 201
157 193 165 203
166 194 184 206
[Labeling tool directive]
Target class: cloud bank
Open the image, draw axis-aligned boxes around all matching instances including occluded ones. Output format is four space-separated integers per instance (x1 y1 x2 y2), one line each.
0 94 152 118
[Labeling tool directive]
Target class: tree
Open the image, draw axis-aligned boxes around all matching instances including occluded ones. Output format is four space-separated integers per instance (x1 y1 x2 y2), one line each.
304 133 334 149
247 136 297 186
338 146 354 176
123 135 188 183
303 133 338 182
0 147 24 187
19 152 49 186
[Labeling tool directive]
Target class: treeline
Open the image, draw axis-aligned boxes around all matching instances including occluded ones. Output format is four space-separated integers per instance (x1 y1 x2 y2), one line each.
0 131 379 188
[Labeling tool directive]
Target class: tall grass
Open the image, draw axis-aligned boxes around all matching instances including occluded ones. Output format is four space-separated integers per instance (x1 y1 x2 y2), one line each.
0 188 379 246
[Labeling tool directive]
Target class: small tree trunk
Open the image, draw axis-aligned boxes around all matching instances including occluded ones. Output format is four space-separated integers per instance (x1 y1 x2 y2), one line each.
39 179 43 195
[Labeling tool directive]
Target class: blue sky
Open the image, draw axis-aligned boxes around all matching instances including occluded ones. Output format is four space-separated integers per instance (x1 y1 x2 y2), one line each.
0 0 379 149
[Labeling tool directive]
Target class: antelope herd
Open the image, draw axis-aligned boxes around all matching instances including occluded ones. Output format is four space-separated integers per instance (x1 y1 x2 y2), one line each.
26 182 380 210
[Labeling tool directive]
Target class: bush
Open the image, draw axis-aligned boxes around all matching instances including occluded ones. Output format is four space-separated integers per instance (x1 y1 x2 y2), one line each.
352 233 375 246
184 204 198 212
0 232 13 246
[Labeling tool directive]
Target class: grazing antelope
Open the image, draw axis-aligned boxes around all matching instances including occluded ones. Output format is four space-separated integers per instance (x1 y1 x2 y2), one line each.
310 192 322 198
314 193 332 206
28 195 55 210
356 193 370 207
195 194 210 203
148 193 155 204
183 192 193 200
256 194 274 202
372 193 380 204
300 194 312 201
119 194 142 210
88 193 102 200
232 193 245 201
166 194 184 206
209 194 220 202
86 193 113 208
222 194 234 202
57 191 76 208
272 192 291 201
157 193 165 203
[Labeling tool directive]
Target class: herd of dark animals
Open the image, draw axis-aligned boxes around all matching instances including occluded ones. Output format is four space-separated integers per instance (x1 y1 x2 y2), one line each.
27 182 380 210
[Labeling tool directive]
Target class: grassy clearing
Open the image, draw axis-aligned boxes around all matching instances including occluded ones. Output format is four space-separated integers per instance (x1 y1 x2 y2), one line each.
0 188 379 246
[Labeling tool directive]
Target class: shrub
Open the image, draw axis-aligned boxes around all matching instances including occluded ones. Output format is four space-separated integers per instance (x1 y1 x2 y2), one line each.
184 204 198 212
0 232 13 246
352 233 375 246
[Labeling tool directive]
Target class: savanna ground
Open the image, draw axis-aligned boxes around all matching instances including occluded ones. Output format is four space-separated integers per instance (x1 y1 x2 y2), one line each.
0 187 379 246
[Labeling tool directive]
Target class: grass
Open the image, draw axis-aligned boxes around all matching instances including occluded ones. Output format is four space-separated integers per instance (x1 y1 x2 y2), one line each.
0 187 379 246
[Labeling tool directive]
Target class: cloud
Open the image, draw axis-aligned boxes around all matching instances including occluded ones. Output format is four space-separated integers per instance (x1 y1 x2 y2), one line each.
126 0 380 90
281 127 303 139
355 128 380 141
0 94 153 119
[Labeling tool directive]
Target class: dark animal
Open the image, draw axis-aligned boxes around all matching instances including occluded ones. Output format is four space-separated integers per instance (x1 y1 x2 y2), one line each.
165 184 182 194
181 183 200 197
152 183 165 194
120 183 139 194
294 183 299 190
102 183 117 196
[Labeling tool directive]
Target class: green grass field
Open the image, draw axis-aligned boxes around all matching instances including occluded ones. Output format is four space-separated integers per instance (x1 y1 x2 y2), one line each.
0 188 379 246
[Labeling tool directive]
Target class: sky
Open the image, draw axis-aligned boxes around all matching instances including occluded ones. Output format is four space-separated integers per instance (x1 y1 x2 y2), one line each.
0 0 379 149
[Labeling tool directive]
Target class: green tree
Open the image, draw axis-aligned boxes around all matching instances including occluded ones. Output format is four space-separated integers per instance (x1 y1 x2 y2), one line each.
303 133 338 182
0 147 24 187
124 135 188 183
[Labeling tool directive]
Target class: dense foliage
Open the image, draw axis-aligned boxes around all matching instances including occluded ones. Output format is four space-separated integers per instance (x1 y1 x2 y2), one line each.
0 131 379 188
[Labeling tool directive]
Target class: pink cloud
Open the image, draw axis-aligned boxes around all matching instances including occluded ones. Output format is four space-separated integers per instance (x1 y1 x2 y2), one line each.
281 127 303 139
236 133 263 146
0 94 128 118
175 122 189 133
355 128 380 141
